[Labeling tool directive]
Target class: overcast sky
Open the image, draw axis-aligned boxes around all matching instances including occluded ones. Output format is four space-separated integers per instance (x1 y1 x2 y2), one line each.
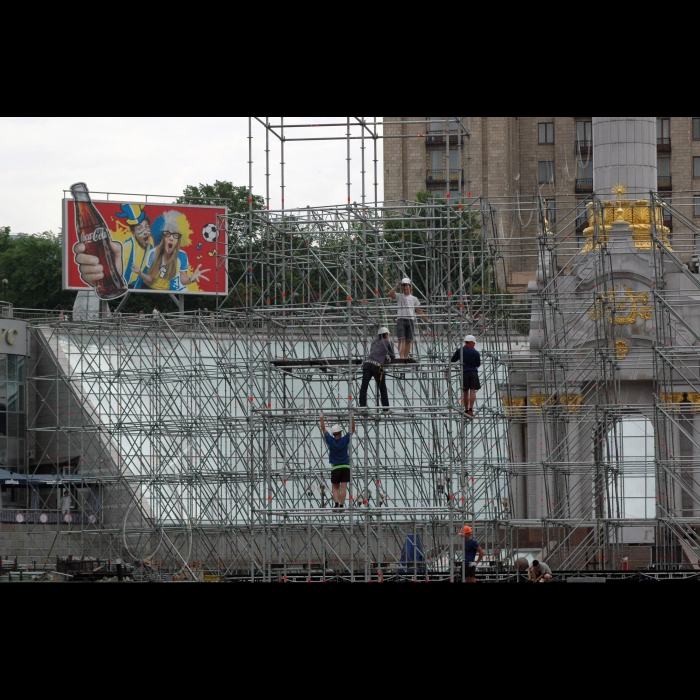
0 117 384 234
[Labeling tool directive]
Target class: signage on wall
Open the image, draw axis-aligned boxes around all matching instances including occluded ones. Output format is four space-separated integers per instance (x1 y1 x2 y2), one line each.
0 320 29 357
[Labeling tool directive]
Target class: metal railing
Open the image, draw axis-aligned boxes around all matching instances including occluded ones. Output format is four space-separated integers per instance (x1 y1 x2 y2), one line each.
426 132 461 146
426 169 463 185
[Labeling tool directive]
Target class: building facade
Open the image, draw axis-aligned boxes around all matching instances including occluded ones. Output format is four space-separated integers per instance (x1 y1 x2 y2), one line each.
384 117 700 286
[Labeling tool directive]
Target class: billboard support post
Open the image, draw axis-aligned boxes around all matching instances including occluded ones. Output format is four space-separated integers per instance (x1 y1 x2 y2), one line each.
169 294 185 313
113 293 131 315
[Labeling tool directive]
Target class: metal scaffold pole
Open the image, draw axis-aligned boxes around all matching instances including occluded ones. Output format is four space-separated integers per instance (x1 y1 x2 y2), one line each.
13 118 700 582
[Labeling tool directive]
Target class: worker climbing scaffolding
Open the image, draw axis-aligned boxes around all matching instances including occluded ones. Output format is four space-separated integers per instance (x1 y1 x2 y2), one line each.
452 335 481 419
320 413 356 510
358 326 396 413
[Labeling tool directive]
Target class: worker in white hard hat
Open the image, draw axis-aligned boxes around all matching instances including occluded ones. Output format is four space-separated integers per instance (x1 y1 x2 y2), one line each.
359 326 396 413
452 335 481 419
320 413 356 510
388 278 430 360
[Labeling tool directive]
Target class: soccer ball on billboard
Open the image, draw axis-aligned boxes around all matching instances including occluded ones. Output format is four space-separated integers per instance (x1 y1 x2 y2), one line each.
202 223 219 243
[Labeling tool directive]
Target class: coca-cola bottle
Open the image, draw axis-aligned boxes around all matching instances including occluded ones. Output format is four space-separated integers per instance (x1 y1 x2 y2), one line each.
71 183 127 300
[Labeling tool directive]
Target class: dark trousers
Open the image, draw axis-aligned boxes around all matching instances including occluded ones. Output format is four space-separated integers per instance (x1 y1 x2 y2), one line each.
359 363 389 408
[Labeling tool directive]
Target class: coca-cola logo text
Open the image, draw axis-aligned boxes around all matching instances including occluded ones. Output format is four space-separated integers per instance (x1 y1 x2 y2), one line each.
81 227 109 244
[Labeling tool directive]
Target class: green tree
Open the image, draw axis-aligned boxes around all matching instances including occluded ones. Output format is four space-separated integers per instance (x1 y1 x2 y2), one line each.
177 181 264 215
0 229 75 310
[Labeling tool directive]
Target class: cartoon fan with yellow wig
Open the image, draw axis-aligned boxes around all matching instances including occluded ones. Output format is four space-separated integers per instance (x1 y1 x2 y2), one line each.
131 210 210 292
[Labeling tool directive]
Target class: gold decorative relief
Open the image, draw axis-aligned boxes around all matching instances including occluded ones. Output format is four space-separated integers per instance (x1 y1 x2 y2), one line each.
560 394 584 414
661 392 688 405
633 201 651 225
582 200 672 253
689 393 700 414
616 341 630 361
530 395 556 414
589 285 653 326
502 397 527 419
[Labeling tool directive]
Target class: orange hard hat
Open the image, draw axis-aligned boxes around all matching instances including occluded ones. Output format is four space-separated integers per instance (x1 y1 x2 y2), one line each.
461 526 473 536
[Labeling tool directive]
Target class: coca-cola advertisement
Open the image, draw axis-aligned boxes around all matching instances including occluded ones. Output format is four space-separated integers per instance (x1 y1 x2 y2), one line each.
63 184 228 298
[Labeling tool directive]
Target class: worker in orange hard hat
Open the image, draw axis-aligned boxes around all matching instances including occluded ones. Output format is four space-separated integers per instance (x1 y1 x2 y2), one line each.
462 526 485 584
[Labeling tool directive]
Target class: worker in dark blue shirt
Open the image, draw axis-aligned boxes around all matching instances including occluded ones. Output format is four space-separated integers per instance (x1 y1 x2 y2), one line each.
320 413 356 510
452 335 481 419
462 526 485 583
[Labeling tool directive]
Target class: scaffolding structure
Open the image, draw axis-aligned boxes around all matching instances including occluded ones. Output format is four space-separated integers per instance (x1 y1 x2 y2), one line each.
7 117 700 581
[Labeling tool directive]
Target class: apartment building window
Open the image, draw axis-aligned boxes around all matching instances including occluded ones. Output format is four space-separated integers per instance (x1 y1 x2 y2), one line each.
539 161 555 185
429 116 443 134
539 123 554 145
694 196 700 217
427 117 460 145
694 157 700 178
576 161 593 193
658 157 672 189
660 196 673 229
657 117 671 151
427 150 444 186
576 119 593 153
693 118 700 140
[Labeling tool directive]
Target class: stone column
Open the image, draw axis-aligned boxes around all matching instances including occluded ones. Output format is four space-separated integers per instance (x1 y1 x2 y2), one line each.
526 403 550 519
564 414 596 519
593 117 657 198
693 411 700 518
508 419 527 519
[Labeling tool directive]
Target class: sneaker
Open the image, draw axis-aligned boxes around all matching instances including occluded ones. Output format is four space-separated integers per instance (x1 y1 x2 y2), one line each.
357 407 368 414
466 410 475 420
383 409 394 415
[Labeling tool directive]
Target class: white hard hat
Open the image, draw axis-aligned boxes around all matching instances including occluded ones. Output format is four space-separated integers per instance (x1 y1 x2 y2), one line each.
401 278 412 285
379 327 390 335
330 425 343 435
464 335 477 344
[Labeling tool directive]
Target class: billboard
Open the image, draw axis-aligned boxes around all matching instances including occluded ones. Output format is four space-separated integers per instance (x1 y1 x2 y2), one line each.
63 185 228 299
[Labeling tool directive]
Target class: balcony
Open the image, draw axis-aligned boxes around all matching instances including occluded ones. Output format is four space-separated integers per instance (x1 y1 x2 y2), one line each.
427 169 463 187
426 131 461 147
658 176 673 191
576 140 592 157
658 137 672 152
575 178 594 194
